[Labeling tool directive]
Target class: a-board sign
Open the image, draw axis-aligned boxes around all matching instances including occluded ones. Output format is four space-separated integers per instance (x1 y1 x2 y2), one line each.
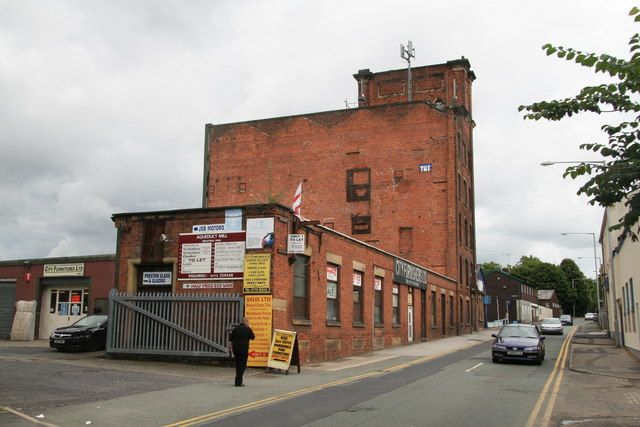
267 329 297 371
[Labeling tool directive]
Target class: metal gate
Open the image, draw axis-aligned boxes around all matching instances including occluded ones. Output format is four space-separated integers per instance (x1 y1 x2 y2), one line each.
107 289 243 357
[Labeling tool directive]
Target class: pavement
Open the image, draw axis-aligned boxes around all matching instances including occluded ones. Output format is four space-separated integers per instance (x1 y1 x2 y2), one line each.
1 322 639 426
569 321 640 380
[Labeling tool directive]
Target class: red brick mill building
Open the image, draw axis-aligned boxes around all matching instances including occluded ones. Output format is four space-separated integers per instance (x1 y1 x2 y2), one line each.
202 59 482 333
1 59 483 364
109 59 482 363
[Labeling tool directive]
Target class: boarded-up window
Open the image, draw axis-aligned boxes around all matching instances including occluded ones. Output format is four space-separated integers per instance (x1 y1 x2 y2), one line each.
415 74 444 92
347 168 371 201
142 220 166 263
378 80 404 97
399 227 413 256
352 215 371 234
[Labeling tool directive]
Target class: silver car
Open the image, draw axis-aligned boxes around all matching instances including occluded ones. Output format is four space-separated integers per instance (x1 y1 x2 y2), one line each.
539 318 563 335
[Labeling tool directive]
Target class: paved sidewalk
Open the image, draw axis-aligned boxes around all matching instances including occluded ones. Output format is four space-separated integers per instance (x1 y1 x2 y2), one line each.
570 322 640 380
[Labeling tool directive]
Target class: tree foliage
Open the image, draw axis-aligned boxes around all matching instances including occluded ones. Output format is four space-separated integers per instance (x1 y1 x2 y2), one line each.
480 261 504 275
519 6 640 238
510 256 576 312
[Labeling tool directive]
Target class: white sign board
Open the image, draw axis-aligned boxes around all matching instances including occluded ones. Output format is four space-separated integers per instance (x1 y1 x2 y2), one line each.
246 218 275 249
180 242 213 274
287 234 305 254
192 223 226 233
142 271 172 286
43 263 85 277
225 208 243 231
213 241 245 273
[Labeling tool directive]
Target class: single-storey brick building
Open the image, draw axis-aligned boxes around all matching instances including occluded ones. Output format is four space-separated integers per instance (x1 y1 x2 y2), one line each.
112 203 470 364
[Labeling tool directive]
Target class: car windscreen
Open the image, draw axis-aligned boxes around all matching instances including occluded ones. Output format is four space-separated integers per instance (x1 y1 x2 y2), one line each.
541 318 561 324
498 326 539 338
73 315 107 327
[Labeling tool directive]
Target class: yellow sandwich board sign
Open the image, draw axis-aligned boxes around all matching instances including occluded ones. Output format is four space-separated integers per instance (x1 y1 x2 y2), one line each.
267 329 298 371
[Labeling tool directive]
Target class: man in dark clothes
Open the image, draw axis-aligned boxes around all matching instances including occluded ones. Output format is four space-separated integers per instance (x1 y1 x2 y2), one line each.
229 316 255 387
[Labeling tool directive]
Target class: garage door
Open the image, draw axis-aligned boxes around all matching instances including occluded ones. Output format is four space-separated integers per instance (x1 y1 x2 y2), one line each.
0 281 17 339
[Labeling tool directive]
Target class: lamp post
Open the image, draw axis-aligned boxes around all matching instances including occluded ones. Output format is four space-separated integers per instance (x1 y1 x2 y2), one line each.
562 232 601 326
571 279 577 318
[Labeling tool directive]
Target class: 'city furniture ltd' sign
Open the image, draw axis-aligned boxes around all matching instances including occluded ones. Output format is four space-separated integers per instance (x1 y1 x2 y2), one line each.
43 263 85 277
393 258 427 290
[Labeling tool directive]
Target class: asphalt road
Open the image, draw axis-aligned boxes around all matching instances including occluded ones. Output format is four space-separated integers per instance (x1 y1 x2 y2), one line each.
0 328 571 426
207 331 568 426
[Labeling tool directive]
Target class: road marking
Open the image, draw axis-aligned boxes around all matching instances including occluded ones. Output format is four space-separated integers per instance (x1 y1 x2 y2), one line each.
164 351 450 426
465 362 483 372
525 326 577 427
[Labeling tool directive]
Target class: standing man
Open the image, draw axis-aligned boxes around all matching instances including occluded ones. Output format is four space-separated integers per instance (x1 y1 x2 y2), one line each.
229 316 255 387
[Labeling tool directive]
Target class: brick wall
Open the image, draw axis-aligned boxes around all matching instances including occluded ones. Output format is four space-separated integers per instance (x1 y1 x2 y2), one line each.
203 60 477 323
113 204 467 363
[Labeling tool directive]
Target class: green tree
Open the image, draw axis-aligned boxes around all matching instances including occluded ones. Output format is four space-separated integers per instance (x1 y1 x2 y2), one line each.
480 261 503 275
559 259 593 316
519 6 640 238
510 256 575 312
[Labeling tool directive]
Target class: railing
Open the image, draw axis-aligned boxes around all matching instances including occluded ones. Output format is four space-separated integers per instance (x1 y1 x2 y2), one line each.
107 289 243 357
486 318 508 328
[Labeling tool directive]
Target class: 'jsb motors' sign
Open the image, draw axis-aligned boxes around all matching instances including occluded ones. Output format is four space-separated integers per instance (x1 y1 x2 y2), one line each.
178 232 246 280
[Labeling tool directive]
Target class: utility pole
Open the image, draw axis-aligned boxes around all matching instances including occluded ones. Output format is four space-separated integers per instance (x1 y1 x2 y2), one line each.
400 41 415 101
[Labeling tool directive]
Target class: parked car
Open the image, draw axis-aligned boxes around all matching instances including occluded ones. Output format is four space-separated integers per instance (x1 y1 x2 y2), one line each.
559 314 573 325
49 314 108 352
539 317 564 335
585 312 595 321
491 324 545 365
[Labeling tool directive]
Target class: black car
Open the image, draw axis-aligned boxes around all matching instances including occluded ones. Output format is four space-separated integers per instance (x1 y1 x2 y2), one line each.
491 324 545 365
49 315 108 352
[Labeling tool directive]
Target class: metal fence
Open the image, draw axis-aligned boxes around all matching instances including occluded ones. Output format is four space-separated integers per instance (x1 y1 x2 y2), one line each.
106 289 243 357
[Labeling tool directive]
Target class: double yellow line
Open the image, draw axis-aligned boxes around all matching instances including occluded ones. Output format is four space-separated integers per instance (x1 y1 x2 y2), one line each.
164 353 441 427
525 326 577 427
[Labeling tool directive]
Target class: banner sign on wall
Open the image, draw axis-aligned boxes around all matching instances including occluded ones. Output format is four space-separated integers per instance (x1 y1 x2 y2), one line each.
243 253 271 294
246 218 275 249
393 258 427 290
225 208 243 231
246 295 273 367
44 263 85 277
178 232 246 280
142 271 172 286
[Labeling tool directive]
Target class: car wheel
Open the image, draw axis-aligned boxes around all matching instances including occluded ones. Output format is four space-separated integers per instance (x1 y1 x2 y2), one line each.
535 357 542 365
492 356 500 363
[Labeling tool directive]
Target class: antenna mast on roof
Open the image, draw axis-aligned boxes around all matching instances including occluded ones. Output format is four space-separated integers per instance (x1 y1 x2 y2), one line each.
400 41 415 102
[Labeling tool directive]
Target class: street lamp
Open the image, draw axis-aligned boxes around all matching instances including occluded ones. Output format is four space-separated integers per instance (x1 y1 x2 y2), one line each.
562 232 601 326
540 160 606 166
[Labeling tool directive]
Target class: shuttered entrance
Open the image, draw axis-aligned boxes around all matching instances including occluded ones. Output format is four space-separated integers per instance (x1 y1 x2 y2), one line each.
0 280 17 339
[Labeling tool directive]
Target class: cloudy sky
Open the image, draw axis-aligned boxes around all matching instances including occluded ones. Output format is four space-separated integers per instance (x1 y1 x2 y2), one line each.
1 1 634 279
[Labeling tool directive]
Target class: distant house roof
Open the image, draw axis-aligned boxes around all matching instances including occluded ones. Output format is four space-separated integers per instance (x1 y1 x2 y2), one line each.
537 289 557 300
484 270 533 286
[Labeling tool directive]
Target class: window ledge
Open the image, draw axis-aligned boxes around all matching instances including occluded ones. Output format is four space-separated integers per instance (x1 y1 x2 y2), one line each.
292 319 312 326
353 322 366 328
326 320 341 327
374 322 384 328
393 323 402 328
